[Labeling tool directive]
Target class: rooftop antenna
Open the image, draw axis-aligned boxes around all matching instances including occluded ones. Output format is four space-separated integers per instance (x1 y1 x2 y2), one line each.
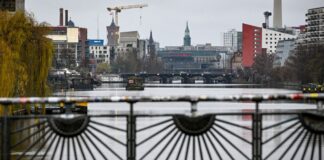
139 8 143 25
97 14 99 39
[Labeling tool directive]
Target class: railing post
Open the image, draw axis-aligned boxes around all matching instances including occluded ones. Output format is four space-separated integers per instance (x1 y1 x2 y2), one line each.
2 104 11 160
191 102 198 117
252 101 262 160
317 101 323 111
127 102 136 160
65 103 73 114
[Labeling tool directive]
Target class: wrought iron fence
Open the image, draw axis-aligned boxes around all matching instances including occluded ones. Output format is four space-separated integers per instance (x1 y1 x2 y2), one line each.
0 94 324 160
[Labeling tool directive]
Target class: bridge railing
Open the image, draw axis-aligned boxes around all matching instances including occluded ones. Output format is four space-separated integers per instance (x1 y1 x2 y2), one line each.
0 94 324 160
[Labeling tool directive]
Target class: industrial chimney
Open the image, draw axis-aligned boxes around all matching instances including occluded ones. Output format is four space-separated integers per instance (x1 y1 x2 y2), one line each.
273 0 282 28
65 10 68 26
264 11 272 28
59 8 64 26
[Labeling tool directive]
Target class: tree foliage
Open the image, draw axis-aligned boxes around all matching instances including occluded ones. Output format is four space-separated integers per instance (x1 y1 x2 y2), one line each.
251 52 274 83
96 62 110 74
111 49 142 73
144 53 163 73
0 11 53 97
279 44 324 84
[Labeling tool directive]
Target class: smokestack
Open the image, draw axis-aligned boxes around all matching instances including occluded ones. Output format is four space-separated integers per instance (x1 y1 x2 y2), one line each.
264 11 272 28
65 10 68 26
59 8 64 26
273 0 282 28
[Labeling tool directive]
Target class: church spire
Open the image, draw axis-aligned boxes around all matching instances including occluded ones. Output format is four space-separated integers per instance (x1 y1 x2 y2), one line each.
184 21 191 46
148 30 156 58
149 30 154 43
185 21 190 33
110 17 116 27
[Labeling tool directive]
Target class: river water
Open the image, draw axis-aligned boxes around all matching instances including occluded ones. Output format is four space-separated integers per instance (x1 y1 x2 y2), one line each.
64 83 309 113
10 84 323 160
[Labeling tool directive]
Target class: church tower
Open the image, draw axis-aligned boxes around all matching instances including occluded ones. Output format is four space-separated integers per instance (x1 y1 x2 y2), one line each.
148 30 156 57
107 18 119 47
183 21 191 46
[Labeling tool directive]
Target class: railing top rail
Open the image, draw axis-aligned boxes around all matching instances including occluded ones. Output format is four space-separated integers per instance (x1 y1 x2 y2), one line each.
0 93 324 105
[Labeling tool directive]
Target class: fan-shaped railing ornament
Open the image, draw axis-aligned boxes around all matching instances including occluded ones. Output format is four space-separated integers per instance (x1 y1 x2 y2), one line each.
173 114 215 136
48 114 89 137
299 111 324 134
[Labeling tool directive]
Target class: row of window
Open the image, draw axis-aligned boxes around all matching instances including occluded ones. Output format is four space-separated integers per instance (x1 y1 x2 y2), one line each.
269 46 277 49
194 57 219 62
265 37 291 41
90 55 109 58
265 42 277 45
117 48 131 52
90 46 107 49
92 51 107 54
265 33 282 36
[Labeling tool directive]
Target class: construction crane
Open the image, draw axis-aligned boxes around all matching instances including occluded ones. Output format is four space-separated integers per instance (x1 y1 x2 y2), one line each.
107 4 148 25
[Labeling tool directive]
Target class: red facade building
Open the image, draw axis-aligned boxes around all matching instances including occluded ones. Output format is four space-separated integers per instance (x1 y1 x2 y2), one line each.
242 24 262 67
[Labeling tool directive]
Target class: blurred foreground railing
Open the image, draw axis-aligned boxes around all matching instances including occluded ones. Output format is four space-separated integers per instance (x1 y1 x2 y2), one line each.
0 93 324 160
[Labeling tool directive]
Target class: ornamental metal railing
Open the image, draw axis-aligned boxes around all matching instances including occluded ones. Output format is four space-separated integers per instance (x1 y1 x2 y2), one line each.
0 93 324 160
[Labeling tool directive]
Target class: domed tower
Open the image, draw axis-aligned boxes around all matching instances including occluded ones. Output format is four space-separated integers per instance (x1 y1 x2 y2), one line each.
183 21 191 46
107 18 119 47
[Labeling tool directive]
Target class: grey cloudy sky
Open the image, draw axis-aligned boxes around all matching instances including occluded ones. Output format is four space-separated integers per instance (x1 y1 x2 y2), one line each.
26 0 324 47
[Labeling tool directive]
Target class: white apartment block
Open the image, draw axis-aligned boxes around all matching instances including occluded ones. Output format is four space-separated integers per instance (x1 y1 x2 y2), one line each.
223 29 242 52
262 29 297 54
305 7 324 44
89 45 110 64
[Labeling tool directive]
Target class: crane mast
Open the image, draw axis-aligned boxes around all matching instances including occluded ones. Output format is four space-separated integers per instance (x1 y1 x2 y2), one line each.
107 4 148 25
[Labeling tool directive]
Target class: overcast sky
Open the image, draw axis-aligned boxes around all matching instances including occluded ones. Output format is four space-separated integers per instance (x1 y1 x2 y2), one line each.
26 0 324 47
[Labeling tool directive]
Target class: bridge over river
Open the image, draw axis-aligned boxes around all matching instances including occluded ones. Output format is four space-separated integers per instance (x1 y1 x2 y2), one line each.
119 73 235 84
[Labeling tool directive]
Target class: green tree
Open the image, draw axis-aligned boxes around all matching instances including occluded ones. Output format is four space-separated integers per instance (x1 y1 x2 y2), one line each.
0 11 53 97
96 62 110 74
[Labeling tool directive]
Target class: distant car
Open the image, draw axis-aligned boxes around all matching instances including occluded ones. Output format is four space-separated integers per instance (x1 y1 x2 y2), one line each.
302 83 324 93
